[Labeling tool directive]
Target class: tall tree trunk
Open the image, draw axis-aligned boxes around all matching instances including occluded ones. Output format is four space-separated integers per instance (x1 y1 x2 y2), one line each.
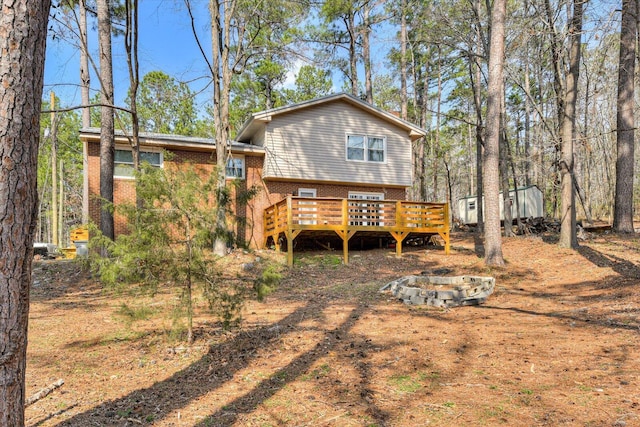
483 0 506 266
125 0 142 209
558 0 583 248
468 47 484 232
362 2 373 104
545 0 565 132
524 45 532 186
50 92 59 247
79 0 91 128
579 73 594 224
0 1 50 424
613 0 637 233
420 139 428 201
80 0 91 223
500 121 514 237
469 0 486 232
211 0 233 256
348 12 359 97
265 80 274 110
98 0 115 241
505 124 523 231
419 65 430 202
433 47 442 200
399 0 408 120
544 0 564 224
500 87 520 234
468 123 474 195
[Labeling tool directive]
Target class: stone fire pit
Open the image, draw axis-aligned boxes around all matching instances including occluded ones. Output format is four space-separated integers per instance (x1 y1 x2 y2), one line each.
380 275 495 308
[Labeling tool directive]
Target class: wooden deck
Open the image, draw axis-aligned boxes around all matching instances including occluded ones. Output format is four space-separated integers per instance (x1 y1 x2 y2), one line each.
263 196 450 266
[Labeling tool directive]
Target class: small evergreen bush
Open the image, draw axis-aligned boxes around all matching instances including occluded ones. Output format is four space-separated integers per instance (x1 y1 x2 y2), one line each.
89 160 262 343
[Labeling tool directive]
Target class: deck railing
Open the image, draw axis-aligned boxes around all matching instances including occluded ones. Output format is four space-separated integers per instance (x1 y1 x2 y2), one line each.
263 196 449 265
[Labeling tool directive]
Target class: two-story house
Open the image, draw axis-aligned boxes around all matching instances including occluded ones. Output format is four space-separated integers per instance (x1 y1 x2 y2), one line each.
81 93 449 264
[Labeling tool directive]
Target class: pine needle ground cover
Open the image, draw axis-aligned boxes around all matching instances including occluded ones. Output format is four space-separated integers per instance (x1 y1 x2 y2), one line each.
27 232 640 426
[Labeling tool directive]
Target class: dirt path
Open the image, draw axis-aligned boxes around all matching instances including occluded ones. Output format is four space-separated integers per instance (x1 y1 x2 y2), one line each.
25 232 640 426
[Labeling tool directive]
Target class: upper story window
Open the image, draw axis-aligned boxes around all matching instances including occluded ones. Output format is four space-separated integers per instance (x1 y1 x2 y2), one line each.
114 148 162 178
346 134 386 162
226 156 245 179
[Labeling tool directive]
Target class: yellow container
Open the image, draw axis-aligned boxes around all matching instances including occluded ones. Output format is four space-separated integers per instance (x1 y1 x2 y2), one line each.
70 227 89 242
60 247 77 259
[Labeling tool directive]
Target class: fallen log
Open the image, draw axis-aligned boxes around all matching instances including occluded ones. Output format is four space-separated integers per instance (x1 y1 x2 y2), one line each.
25 379 64 407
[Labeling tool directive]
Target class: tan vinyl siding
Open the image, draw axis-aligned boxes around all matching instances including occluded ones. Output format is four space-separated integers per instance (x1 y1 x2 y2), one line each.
252 127 266 146
262 100 412 187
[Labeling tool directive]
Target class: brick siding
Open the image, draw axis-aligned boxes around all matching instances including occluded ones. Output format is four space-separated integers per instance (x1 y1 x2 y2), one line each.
87 141 407 248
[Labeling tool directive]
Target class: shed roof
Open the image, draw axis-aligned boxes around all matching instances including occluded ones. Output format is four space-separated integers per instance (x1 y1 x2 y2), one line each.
458 185 543 201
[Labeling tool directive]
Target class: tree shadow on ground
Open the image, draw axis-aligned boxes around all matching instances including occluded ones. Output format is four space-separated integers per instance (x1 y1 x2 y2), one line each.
473 233 485 257
195 304 388 426
578 244 640 279
31 404 79 427
31 261 97 302
478 271 640 332
52 297 390 426
478 302 640 332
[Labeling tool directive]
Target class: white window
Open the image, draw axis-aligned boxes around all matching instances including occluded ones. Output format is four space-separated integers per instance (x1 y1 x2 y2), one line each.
347 135 365 161
348 192 385 226
346 135 386 162
298 188 317 198
114 149 162 178
349 192 385 201
368 137 385 162
468 200 476 211
225 156 245 179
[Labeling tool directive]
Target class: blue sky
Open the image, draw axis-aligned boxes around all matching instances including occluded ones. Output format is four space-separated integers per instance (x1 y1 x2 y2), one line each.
43 0 396 111
44 1 214 109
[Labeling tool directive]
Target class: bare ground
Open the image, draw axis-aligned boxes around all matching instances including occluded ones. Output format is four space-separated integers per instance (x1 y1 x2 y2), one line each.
25 231 640 426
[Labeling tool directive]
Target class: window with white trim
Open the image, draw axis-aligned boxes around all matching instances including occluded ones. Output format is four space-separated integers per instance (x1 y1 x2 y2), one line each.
114 149 162 178
346 135 386 162
298 188 317 197
368 137 385 162
348 192 384 201
225 156 245 179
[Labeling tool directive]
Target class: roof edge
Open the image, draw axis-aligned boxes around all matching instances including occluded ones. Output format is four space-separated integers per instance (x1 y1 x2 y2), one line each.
235 93 428 142
79 127 264 154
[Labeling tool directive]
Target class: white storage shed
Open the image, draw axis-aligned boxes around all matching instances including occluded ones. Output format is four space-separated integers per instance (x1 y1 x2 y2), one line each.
457 185 544 225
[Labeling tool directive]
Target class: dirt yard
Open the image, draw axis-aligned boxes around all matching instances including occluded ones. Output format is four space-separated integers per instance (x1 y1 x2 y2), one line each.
25 231 639 426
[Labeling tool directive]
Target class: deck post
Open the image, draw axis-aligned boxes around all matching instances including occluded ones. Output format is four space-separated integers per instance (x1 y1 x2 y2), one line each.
262 209 268 249
273 203 280 251
446 203 450 254
443 202 451 254
342 199 349 264
390 231 409 258
394 201 404 258
286 196 294 266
